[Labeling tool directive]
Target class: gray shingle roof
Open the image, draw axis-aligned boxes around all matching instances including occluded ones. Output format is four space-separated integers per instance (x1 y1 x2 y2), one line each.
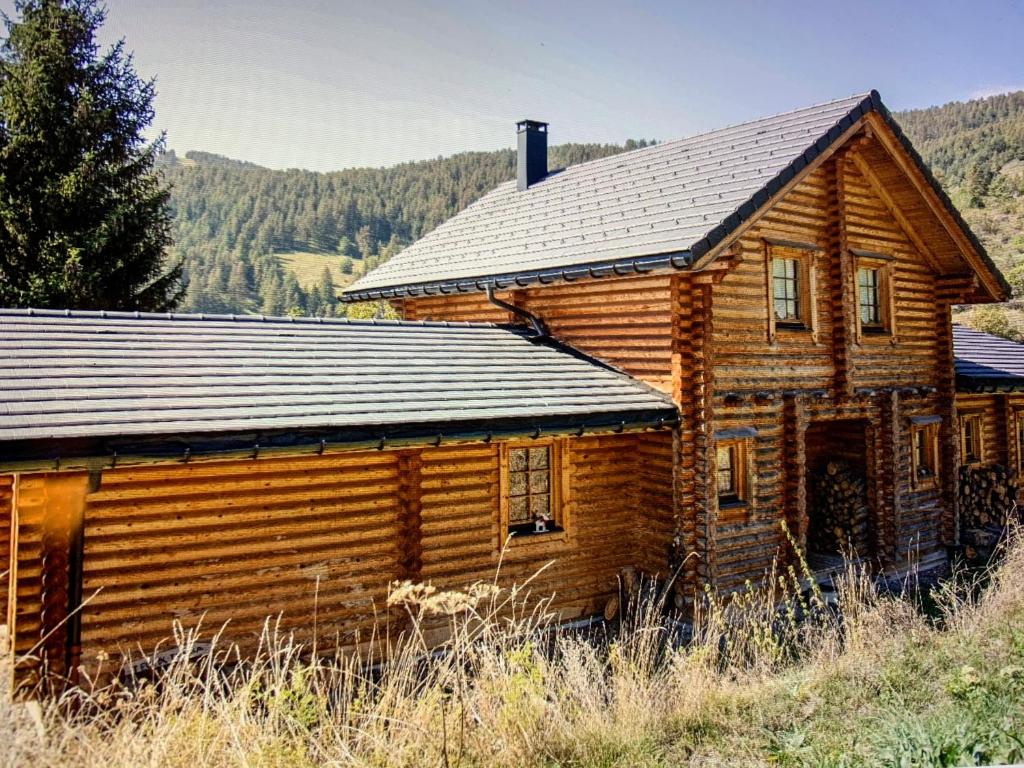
0 309 676 459
343 90 1010 303
953 324 1024 391
344 93 874 301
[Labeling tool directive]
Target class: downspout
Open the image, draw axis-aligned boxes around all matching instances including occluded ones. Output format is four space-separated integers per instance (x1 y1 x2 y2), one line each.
486 285 548 339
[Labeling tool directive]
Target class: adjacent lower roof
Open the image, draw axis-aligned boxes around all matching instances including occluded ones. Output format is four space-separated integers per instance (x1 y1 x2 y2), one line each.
954 324 1024 391
343 90 1009 303
0 309 677 465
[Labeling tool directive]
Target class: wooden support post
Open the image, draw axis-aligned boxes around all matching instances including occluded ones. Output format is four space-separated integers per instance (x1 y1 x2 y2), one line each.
828 154 856 399
934 302 960 547
994 397 1011 468
395 451 424 583
876 391 902 567
9 472 91 696
669 274 715 612
781 394 809 556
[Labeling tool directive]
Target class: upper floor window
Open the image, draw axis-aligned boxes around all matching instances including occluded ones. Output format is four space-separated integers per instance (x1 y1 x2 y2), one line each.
855 253 894 337
766 242 816 339
960 413 984 465
858 267 880 324
502 441 564 539
858 267 883 328
772 257 802 324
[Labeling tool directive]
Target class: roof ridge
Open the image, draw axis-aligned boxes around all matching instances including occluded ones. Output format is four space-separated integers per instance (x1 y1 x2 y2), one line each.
344 93 879 300
0 307 498 329
515 92 874 184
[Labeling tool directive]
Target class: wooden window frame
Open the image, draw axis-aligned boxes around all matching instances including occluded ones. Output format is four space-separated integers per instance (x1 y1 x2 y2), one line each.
1015 409 1024 475
765 241 818 342
853 254 896 343
499 439 569 546
910 422 940 490
960 412 985 466
715 438 752 514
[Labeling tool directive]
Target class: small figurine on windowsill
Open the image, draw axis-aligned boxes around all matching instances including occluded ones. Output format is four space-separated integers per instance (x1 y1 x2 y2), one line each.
534 513 553 533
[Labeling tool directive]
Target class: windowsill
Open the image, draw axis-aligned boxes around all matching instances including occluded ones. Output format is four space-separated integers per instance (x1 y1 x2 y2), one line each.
506 525 568 547
859 326 894 345
718 499 749 511
775 321 809 332
913 475 939 491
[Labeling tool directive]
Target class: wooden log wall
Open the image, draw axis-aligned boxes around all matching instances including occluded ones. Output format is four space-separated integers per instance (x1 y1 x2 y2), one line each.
843 161 941 389
711 152 945 395
633 432 676 578
955 393 1024 508
670 274 716 602
1 474 11 628
6 433 661 679
387 132 971 596
78 452 407 667
702 145 958 583
416 434 669 620
402 275 675 394
895 400 945 568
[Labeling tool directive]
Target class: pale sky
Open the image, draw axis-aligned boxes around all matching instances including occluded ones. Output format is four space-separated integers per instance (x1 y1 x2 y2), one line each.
4 0 1023 171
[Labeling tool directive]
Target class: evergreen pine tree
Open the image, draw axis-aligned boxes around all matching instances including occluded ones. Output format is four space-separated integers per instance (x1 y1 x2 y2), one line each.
0 0 182 310
316 266 336 316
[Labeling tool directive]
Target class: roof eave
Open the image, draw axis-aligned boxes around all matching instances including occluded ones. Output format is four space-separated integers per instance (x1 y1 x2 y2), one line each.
0 408 681 474
340 250 693 303
955 375 1024 393
862 93 1012 302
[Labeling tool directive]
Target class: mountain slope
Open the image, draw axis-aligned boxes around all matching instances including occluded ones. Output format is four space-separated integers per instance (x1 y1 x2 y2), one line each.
160 141 650 316
898 92 1024 338
162 93 1024 329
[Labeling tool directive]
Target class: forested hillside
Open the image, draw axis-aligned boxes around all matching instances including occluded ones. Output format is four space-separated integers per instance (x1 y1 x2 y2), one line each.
899 91 1024 339
160 141 651 316
162 92 1024 330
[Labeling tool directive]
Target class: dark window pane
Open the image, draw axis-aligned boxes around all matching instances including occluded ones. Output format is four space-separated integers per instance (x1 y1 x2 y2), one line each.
772 258 801 321
858 267 882 326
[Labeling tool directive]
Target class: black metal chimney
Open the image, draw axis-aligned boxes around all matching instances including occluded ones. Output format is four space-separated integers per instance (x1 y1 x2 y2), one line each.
516 119 548 191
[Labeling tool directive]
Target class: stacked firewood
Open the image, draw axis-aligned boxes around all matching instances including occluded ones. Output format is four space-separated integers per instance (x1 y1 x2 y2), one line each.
959 464 1020 565
958 464 1019 531
809 460 870 555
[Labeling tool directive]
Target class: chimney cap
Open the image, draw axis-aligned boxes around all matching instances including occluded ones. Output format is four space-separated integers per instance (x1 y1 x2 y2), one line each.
516 119 548 132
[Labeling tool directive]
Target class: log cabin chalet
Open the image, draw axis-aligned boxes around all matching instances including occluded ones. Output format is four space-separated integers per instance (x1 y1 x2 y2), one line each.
0 91 1017 691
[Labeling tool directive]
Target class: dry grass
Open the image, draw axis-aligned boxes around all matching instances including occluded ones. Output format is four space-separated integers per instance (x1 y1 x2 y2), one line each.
3 533 1024 767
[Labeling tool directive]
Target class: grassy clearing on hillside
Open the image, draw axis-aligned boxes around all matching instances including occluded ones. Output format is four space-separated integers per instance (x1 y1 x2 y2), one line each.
277 251 355 290
3 534 1024 767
